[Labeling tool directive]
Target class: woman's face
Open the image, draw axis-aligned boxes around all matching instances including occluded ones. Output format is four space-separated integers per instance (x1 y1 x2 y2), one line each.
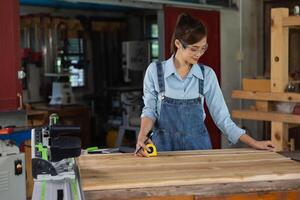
176 37 208 65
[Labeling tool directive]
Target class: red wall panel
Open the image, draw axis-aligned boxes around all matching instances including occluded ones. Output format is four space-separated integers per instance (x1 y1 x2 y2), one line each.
0 0 22 111
164 6 221 148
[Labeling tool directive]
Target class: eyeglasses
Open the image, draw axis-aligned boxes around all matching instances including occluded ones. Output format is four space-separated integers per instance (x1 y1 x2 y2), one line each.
181 40 208 55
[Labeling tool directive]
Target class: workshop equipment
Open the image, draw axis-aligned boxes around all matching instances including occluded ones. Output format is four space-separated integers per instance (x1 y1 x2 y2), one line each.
115 90 142 148
77 149 300 200
122 41 150 83
20 15 87 104
135 131 155 156
0 139 26 200
31 114 83 200
0 126 14 134
0 126 31 146
144 143 157 157
48 81 76 105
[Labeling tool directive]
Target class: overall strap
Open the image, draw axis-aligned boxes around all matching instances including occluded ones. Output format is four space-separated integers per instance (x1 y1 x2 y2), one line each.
156 61 165 93
198 64 205 96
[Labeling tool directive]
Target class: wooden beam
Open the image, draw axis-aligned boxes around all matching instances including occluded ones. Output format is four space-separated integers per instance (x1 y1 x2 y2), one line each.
232 110 300 124
231 90 300 103
255 101 271 112
200 190 300 200
288 124 300 129
271 8 289 92
272 122 289 152
271 8 290 152
242 79 270 92
283 16 300 27
84 181 300 200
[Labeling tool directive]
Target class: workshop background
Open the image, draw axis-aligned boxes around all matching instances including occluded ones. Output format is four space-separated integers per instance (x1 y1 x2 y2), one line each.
1 0 300 199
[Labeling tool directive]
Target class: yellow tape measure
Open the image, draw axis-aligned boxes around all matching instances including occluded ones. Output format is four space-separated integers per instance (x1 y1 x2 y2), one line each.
144 144 157 157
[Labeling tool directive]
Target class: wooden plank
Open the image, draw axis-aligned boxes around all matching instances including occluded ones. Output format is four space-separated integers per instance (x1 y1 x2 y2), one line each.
144 196 193 200
232 110 300 124
77 150 300 200
271 8 289 92
78 153 288 171
83 180 300 200
231 90 300 103
255 101 271 112
25 140 33 199
81 148 272 157
80 163 300 186
242 79 270 92
198 190 300 200
283 16 300 27
272 122 289 152
80 162 300 190
288 124 300 129
77 150 300 193
271 8 292 153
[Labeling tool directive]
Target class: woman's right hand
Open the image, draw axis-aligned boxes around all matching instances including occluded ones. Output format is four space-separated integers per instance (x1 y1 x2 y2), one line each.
134 133 153 157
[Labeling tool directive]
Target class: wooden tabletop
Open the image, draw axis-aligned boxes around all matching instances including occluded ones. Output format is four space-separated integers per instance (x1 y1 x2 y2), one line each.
77 148 300 199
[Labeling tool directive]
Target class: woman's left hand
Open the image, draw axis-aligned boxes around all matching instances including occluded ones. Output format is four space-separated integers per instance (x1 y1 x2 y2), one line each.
252 140 275 151
239 134 275 151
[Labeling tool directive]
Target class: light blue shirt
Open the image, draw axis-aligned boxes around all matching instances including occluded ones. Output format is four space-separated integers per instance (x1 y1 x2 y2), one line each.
141 56 245 144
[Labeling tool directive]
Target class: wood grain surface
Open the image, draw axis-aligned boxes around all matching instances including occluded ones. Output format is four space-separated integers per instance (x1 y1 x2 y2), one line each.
77 148 300 193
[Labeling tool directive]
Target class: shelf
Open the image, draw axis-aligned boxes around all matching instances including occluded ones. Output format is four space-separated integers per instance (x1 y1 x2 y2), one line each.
232 110 300 124
231 90 300 103
283 16 300 27
232 8 300 152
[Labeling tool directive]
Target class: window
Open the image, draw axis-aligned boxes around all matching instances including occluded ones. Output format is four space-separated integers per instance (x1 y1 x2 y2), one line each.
145 16 159 62
69 67 84 87
150 23 159 61
56 37 87 87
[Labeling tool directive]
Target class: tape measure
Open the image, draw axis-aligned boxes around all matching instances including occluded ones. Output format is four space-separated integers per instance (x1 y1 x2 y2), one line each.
144 144 157 157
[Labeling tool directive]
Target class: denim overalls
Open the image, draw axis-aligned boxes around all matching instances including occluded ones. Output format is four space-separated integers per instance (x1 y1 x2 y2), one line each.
152 62 212 151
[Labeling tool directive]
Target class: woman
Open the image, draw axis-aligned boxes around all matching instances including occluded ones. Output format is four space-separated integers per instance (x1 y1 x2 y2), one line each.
135 13 274 157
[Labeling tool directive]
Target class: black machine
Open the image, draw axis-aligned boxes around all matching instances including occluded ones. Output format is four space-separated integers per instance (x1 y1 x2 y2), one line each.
31 118 81 179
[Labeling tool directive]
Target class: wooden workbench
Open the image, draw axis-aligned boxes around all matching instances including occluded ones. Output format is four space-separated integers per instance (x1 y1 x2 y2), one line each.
77 149 300 200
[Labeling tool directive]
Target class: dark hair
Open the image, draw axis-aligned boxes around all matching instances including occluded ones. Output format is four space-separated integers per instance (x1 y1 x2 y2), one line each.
171 13 207 54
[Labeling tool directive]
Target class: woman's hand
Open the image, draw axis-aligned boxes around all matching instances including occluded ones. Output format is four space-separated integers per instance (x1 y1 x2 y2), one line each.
134 133 153 157
239 134 275 151
252 140 275 151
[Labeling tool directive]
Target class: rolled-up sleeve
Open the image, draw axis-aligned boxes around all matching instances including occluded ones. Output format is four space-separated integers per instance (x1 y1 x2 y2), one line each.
204 68 245 144
141 63 158 122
